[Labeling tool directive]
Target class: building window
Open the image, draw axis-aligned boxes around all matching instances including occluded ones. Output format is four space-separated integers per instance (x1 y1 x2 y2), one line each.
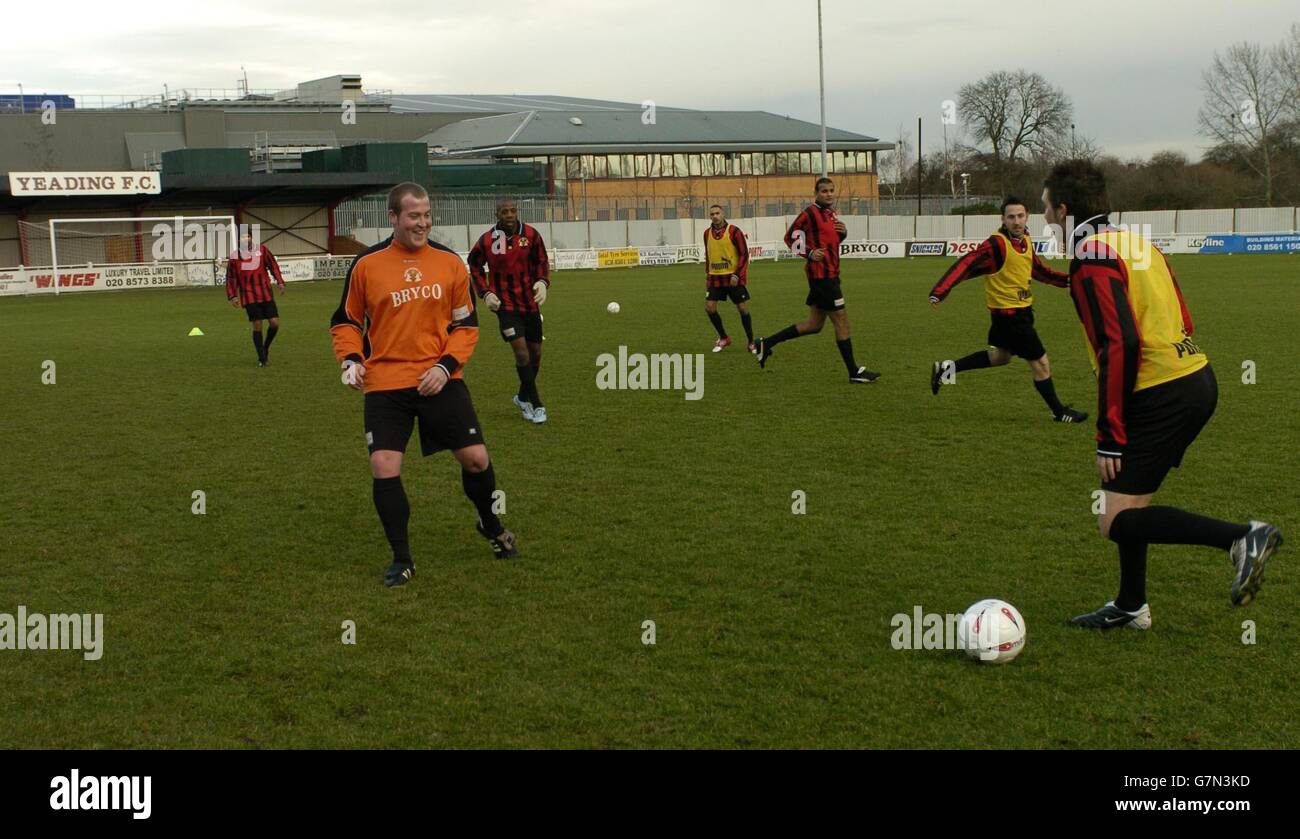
728 154 740 176
843 152 856 173
689 154 702 176
581 155 594 178
597 209 611 221
616 208 631 220
862 151 873 174
741 203 754 217
765 203 780 216
593 156 608 178
701 154 715 177
663 207 677 220
775 152 792 174
832 151 844 174
635 155 648 178
673 154 687 178
740 153 752 175
565 156 580 179
636 207 650 220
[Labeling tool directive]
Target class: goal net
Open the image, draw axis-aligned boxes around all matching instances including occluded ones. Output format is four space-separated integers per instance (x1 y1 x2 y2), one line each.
18 216 239 294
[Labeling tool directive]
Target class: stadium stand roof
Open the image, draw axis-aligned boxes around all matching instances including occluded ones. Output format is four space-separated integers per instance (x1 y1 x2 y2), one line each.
387 94 692 113
420 109 890 157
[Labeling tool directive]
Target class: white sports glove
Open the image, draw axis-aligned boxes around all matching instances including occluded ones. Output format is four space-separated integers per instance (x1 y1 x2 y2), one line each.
341 359 366 389
532 281 548 306
484 292 502 312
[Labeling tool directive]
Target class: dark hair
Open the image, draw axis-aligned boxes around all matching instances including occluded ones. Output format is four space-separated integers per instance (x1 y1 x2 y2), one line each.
1043 160 1110 223
815 177 834 190
1000 196 1027 216
387 182 428 215
709 204 724 212
495 196 517 212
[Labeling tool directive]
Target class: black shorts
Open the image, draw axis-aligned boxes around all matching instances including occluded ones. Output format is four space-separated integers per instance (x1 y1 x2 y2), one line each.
706 283 751 304
497 310 543 343
805 277 845 311
987 307 1045 361
363 380 485 456
245 300 278 321
1103 364 1218 496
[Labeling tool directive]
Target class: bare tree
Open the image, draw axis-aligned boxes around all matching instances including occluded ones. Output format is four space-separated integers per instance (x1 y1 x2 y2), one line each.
1199 40 1289 205
957 69 1072 191
1278 23 1300 121
876 124 912 201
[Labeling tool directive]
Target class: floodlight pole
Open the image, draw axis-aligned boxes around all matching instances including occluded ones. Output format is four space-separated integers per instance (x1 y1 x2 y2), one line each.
817 0 828 177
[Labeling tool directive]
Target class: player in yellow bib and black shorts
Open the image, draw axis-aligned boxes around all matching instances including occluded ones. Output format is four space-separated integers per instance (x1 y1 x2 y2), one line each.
928 197 1087 423
1041 161 1282 630
703 204 755 353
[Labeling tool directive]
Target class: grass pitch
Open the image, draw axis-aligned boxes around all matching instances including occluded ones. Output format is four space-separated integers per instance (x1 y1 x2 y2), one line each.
1 253 1296 748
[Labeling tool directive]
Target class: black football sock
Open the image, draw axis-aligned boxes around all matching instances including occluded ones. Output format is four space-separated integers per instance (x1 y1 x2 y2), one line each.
836 338 859 374
462 464 503 535
765 324 803 347
372 476 411 564
1115 541 1149 611
1034 376 1066 415
515 363 534 401
953 350 991 373
530 357 543 407
1110 506 1249 551
707 311 727 339
251 330 264 359
263 324 278 354
740 313 754 342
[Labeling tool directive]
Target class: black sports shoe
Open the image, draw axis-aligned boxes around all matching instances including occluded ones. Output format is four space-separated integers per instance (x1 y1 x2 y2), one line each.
930 361 943 395
1230 520 1283 606
1054 405 1088 423
384 561 415 587
476 520 519 559
754 337 772 369
850 367 881 383
1069 601 1152 630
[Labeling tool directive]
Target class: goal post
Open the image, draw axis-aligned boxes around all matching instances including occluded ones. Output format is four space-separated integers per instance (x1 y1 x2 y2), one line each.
20 216 239 294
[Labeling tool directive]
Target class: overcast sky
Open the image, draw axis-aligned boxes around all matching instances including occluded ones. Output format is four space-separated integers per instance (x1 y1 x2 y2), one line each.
3 0 1296 161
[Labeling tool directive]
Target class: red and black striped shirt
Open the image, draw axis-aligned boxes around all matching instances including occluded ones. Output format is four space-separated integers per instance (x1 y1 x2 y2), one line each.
225 245 284 305
467 222 550 313
785 203 842 280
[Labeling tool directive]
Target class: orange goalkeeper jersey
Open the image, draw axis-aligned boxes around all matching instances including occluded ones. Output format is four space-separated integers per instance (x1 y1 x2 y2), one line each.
330 237 479 393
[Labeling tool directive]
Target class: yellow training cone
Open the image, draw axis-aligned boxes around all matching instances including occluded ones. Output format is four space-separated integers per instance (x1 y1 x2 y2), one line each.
188 327 204 336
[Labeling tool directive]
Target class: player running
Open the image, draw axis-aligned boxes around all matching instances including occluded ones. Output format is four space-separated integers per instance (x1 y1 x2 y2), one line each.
1039 161 1282 629
702 204 755 353
225 231 285 367
331 182 519 587
753 177 879 383
927 196 1088 423
467 198 551 424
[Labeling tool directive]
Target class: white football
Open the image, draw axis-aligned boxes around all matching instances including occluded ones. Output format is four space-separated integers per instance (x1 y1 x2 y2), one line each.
957 599 1026 664
607 302 620 314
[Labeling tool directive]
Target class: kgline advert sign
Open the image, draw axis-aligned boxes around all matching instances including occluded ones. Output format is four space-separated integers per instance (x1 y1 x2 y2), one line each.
7 172 162 196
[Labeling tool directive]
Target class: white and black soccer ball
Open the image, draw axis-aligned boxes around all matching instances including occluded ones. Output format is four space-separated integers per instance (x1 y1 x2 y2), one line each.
957 599 1026 664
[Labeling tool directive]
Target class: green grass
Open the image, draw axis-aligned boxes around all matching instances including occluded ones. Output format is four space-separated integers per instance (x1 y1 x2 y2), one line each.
1 253 1296 749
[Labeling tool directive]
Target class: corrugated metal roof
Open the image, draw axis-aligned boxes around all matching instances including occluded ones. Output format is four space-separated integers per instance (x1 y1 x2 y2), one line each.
421 109 886 155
